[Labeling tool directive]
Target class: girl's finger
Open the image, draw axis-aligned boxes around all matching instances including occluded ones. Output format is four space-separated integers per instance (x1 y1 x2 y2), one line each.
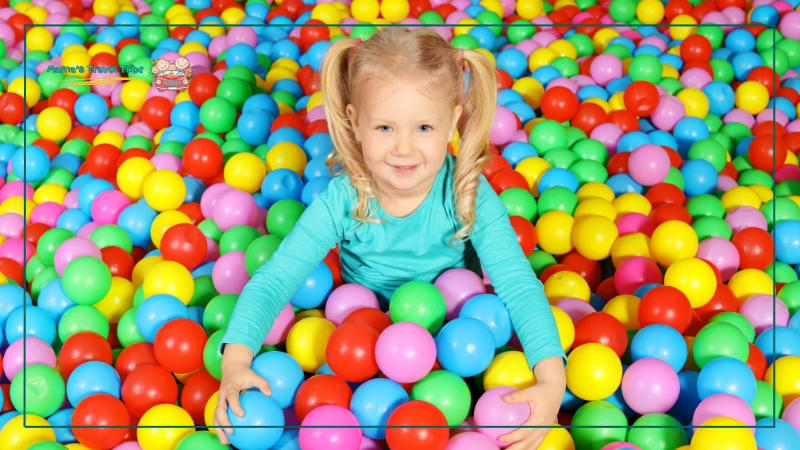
228 391 246 418
256 377 272 396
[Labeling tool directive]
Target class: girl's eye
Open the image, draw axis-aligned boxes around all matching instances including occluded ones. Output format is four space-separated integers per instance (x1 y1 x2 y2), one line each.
378 126 391 132
420 125 432 132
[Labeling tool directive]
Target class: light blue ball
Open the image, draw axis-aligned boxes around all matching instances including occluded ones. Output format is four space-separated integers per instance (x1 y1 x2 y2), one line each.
696 356 757 403
435 317 495 377
251 352 304 409
630 324 688 372
66 361 121 405
136 294 189 343
350 378 409 440
225 391 284 450
458 294 512 348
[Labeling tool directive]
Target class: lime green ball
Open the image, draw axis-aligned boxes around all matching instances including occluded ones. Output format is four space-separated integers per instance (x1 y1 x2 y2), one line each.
544 148 579 169
410 370 471 426
40 168 75 190
90 225 133 253
692 322 749 368
751 380 783 421
763 198 800 230
62 256 112 305
570 401 628 449
628 414 688 449
779 281 800 316
176 431 230 450
707 312 756 343
537 186 579 216
245 235 284 276
499 187 537 221
696 25 724 49
204 294 238 336
567 33 594 58
199 97 237 134
418 11 444 24
573 139 609 164
389 280 446 334
26 254 46 285
530 120 567 155
528 250 557 276
189 276 219 308
450 34 479 50
571 160 609 185
777 38 800 67
609 0 636 22
628 54 662 83
266 199 306 238
198 219 224 242
38 71 65 99
737 169 774 189
766 261 798 284
204 328 226 381
59 305 110 343
506 20 535 44
688 139 727 173
36 228 75 267
108 105 135 123
216 77 252 111
117 307 146 347
10 364 65 417
686 194 726 220
29 443 68 450
219 225 261 255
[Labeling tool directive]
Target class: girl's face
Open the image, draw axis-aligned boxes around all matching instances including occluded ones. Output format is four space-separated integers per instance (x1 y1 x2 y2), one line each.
346 80 462 202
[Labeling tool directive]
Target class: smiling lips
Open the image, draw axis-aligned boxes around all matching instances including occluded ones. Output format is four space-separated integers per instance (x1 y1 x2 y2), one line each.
389 164 419 174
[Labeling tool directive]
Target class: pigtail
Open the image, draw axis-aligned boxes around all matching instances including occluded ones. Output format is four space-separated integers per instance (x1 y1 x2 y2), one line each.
451 49 497 244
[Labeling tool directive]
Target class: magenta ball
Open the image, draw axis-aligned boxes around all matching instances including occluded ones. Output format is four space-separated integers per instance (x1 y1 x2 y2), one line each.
435 268 486 321
589 54 623 86
614 256 663 295
621 358 680 414
490 106 518 146
739 294 790 335
54 237 102 276
600 444 642 450
651 96 686 132
445 431 500 450
263 302 296 346
474 386 531 448
0 212 24 238
628 144 671 186
299 405 362 450
695 237 740 282
200 183 235 219
212 189 258 232
324 283 380 326
554 297 596 325
375 322 436 384
91 190 131 225
693 393 756 430
30 202 66 227
615 213 655 236
4 336 57 380
0 237 34 266
112 442 143 450
212 251 250 294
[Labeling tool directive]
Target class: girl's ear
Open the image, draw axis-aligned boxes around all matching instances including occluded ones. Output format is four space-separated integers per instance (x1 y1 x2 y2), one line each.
346 103 362 142
449 104 463 142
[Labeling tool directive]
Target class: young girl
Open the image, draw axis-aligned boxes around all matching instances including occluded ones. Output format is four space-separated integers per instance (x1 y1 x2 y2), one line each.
215 27 567 450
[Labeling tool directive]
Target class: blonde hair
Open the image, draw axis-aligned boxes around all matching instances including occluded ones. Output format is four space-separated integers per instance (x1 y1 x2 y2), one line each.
319 27 498 244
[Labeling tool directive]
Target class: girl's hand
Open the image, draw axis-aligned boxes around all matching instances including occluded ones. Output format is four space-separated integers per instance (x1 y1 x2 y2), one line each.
213 349 272 445
498 380 564 449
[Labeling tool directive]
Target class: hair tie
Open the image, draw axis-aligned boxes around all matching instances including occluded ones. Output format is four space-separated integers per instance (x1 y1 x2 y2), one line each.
350 37 362 61
459 48 465 70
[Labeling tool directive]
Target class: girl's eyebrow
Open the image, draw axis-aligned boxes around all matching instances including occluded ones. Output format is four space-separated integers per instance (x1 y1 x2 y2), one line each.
368 117 443 123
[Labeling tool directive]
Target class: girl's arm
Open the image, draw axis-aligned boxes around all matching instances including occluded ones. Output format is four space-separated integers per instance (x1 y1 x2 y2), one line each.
468 174 567 373
219 178 346 361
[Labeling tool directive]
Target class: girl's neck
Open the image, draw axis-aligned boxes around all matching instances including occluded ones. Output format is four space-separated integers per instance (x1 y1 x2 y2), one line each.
373 175 437 219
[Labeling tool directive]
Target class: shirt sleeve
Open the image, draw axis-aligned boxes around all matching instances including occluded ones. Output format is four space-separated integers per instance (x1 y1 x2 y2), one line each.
219 178 347 358
468 174 568 370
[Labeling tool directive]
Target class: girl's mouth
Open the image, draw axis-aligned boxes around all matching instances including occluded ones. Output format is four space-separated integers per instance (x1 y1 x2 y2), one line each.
389 164 419 174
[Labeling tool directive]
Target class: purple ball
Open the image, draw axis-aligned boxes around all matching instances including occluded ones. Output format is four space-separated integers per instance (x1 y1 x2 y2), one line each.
435 268 486 321
740 294 790 335
474 386 531 448
325 283 380 326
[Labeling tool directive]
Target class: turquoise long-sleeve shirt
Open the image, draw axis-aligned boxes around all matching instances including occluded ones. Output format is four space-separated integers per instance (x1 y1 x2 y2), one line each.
221 153 567 370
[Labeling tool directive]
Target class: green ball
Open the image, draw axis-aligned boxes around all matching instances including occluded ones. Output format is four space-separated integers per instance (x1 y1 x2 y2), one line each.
609 0 636 22
189 276 219 308
266 199 306 238
389 281 446 334
204 294 238 335
527 250 557 277
537 186 579 216
204 328 226 381
628 54 662 83
777 180 800 197
604 44 632 60
26 254 46 285
565 127 587 148
32 267 60 302
696 25 724 49
622 329 637 365
662 166 685 191
710 58 734 83
10 364 65 417
766 261 798 284
36 229 74 267
692 322 749 368
61 139 91 159
40 168 75 190
133 285 145 307
762 198 800 231
216 78 252 111
573 139 609 164
544 148 579 169
570 401 629 449
779 281 800 316
29 443 68 450
627 414 687 450
720 122 753 145
123 135 153 152
551 57 579 78
450 34 479 50
692 216 732 241
199 97 237 134
571 160 609 185
219 225 261 255
59 305 110 343
737 169 774 189
38 71 65 99
567 33 594 58
90 224 133 253
777 38 800 67
707 311 755 343
418 11 444 24
139 26 169 51
506 20 535 44
499 188 537 221
751 380 783 421
117 307 146 348
198 218 224 242
686 194 726 220
62 256 112 305
688 139 727 173
530 120 567 155
176 431 230 450
410 370 471 426
349 24 377 41
245 235 284 276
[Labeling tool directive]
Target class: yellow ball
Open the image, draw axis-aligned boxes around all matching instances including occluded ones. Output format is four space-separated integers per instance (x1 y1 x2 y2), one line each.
138 404 195 450
312 3 342 24
479 0 504 19
636 0 665 24
25 27 54 53
0 414 56 450
143 260 195 304
664 258 716 308
650 220 699 267
765 356 800 405
94 130 125 149
165 4 192 20
613 192 652 216
142 169 187 212
295 308 325 321
179 41 208 57
552 305 575 352
515 157 551 192
150 210 192 249
535 211 575 255
721 186 763 212
539 426 575 450
750 184 774 203
132 256 163 289
220 7 247 25
529 48 558 72
603 295 641 330
572 215 619 261
0 196 34 222
512 77 545 109
118 157 157 200
690 417 757 450
224 153 267 194
670 14 698 40
204 391 219 427
548 40 577 60
33 183 68 205
265 67 296 91
592 29 620 54
8 77 41 108
483 350 536 391
574 198 617 222
577 182 615 202
94 277 135 323
380 0 409 23
516 0 543 20
544 270 590 303
735 81 770 115
286 317 336 372
727 268 774 305
676 88 709 118
88 42 117 57
67 444 95 450
93 0 120 17
121 79 151 112
266 142 308 177
611 232 652 267
24 6 48 24
37 107 72 141
566 343 622 401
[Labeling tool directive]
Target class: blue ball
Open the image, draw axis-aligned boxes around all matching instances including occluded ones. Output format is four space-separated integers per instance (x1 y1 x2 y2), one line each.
301 176 332 206
11 145 50 183
696 356 757 403
118 203 157 248
303 133 334 161
47 408 77 444
251 352 304 409
505 101 536 127
262 168 303 208
755 326 800 366
270 429 301 450
703 82 735 116
667 371 701 426
37 279 76 324
267 128 305 152
673 117 710 156
5 305 56 345
616 131 652 153
501 142 538 168
289 262 333 310
458 294 512 348
606 173 643 196
681 159 719 198
51 153 82 174
0 412 19 432
0 285 32 330
725 29 756 52
225 391 284 450
269 39 301 62
538 168 579 194
633 283 661 299
55 208 91 235
77 178 114 217
496 48 528 79
170 101 200 131
630 324 688 372
775 220 800 265
66 361 122 405
227 43 259 70
350 378 409 440
605 366 636 419
238 110 273 146
755 418 800 450
242 94 280 117
435 317 495 377
74 93 109 127
183 177 206 203
136 294 189 343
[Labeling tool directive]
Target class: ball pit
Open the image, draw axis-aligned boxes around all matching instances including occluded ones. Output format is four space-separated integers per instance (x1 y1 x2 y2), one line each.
0 0 797 449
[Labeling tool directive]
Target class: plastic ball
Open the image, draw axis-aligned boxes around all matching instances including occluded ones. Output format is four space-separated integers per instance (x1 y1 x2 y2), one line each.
566 343 623 401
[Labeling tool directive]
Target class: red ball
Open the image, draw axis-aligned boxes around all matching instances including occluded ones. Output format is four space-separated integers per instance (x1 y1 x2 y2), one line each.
181 371 220 425
160 223 208 271
732 227 774 270
607 152 631 175
0 257 23 286
188 73 221 106
140 96 174 131
49 89 79 121
121 364 179 418
341 308 393 334
609 110 639 132
540 86 579 123
747 67 780 98
115 342 159 384
638 286 693 334
86 144 122 181
645 183 686 207
694 283 739 323
561 252 601 292
680 35 713 62
539 264 571 284
749 134 787 172
489 169 529 195
623 81 660 116
746 342 767 381
573 312 628 358
571 102 608 135
294 374 353 423
298 19 330 52
153 318 208 374
182 138 224 179
385 400 449 450
325 321 380 383
482 153 512 180
72 394 130 450
101 246 134 280
684 310 705 337
24 223 50 247
0 93 26 125
509 215 537 256
59 332 114 379
650 203 692 227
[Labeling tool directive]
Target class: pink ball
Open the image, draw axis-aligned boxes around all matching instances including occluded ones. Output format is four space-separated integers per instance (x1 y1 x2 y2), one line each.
200 183 235 219
0 212 23 238
450 417 477 438
263 302 297 346
589 54 623 86
435 268 486 321
717 175 738 192
615 213 655 237
628 144 671 186
226 27 258 47
4 336 57 380
651 96 686 132
695 237 740 282
601 444 641 450
726 206 768 235
723 109 755 128
445 431 499 450
554 297 595 324
150 153 183 172
30 202 66 227
614 256 662 295
213 189 258 232
324 283 380 326
63 189 81 209
0 180 34 203
590 123 624 155
782 398 800 433
359 436 382 450
621 358 680 414
693 393 756 431
54 237 102 276
77 221 99 239
0 238 34 266
91 190 131 225
490 106 518 146
212 251 250 295
680 68 713 90
112 442 143 450
299 405 362 450
375 322 436 384
474 386 530 448
739 294 790 335
202 237 220 264
780 11 800 39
